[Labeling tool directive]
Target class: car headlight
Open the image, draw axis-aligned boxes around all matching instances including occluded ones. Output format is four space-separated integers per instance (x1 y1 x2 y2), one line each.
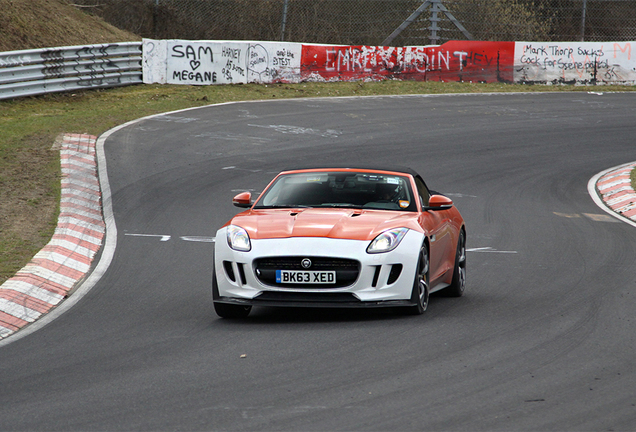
226 225 251 251
367 228 409 254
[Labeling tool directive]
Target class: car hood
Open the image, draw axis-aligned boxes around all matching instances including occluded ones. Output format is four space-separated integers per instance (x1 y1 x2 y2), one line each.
227 208 422 241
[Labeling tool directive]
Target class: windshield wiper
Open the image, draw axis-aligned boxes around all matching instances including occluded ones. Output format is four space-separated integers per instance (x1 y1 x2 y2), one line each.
315 203 364 208
254 203 364 209
253 204 312 209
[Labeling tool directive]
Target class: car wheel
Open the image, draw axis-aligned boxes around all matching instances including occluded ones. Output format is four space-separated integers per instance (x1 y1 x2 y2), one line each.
213 269 252 318
408 243 430 315
444 229 466 297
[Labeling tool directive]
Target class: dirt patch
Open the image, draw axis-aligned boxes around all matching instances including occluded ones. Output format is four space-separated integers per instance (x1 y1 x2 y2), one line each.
0 0 139 52
0 134 60 283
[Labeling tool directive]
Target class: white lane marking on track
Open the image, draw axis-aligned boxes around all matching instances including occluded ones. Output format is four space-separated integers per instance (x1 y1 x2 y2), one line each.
467 247 517 254
124 233 171 241
445 193 478 198
123 234 216 243
180 236 215 243
223 166 262 173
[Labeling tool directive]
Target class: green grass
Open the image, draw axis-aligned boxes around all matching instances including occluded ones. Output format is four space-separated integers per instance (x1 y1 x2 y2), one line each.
1 80 635 284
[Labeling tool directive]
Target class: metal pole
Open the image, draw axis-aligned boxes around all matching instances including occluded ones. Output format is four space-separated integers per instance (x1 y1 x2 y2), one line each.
580 0 587 41
429 0 440 45
382 0 471 47
438 2 473 40
382 1 431 46
153 0 159 39
280 0 289 42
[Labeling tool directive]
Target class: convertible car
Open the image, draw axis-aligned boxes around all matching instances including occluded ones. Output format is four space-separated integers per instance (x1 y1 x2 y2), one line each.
213 166 466 318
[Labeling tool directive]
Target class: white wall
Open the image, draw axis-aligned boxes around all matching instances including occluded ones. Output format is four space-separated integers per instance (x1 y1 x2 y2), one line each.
514 41 636 84
142 39 302 85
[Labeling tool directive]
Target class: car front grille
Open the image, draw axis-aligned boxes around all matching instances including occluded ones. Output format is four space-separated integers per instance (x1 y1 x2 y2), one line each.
253 256 360 288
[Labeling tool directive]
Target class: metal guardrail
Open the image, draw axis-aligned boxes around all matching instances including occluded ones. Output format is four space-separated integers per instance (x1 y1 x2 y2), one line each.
0 42 142 100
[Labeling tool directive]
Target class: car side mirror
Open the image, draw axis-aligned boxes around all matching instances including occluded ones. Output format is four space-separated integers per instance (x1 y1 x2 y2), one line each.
424 194 453 211
232 191 252 208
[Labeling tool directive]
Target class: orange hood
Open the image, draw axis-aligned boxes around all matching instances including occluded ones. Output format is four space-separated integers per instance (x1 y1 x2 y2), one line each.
227 208 422 241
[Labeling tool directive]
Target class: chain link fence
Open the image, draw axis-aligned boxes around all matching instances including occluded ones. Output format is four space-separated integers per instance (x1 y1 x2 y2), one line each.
71 0 636 45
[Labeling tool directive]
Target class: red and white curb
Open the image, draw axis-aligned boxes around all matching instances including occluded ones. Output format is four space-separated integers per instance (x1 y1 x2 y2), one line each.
0 134 104 339
589 161 636 228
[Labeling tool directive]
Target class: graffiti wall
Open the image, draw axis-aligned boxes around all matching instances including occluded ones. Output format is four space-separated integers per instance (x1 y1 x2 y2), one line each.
143 38 636 86
300 45 402 81
514 41 636 84
414 41 515 83
143 39 301 84
299 41 513 83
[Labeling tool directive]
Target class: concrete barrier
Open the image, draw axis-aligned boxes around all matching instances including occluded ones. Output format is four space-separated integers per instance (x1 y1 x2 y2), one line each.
143 38 635 85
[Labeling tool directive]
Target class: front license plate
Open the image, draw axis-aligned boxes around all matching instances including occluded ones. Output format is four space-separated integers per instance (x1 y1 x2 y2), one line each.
276 270 336 284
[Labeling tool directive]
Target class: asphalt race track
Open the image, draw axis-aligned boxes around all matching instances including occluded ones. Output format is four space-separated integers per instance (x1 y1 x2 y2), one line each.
1 92 636 431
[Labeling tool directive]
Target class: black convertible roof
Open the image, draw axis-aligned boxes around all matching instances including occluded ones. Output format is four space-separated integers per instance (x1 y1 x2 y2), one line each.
281 165 422 178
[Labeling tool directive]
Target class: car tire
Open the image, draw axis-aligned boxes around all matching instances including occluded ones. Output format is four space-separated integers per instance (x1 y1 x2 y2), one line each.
443 229 466 297
407 243 429 315
213 269 252 318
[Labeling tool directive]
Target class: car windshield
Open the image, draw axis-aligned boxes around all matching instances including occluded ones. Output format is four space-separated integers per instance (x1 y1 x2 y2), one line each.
253 171 417 211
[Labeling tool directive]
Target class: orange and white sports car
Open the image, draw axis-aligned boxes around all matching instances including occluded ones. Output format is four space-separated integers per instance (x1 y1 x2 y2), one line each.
213 166 466 318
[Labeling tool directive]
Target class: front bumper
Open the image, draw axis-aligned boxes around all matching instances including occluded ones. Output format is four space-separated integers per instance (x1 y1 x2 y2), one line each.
214 228 425 308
